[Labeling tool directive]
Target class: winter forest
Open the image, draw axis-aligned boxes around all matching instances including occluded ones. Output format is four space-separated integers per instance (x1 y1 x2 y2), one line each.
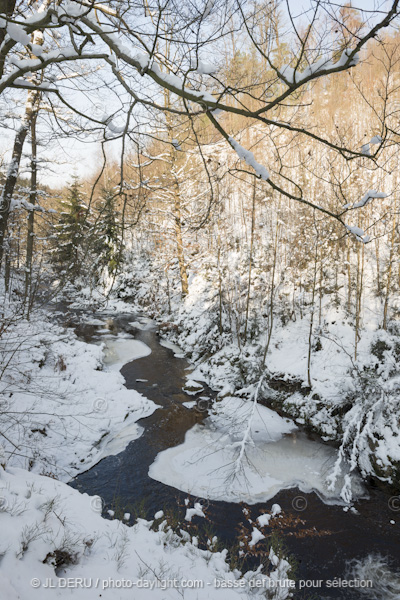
1 0 400 598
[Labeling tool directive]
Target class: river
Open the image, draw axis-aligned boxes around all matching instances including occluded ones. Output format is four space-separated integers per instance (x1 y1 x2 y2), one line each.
66 309 400 599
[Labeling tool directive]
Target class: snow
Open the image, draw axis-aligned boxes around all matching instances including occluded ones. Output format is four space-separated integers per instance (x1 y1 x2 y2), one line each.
185 502 206 521
96 420 144 459
203 0 215 18
129 319 156 331
7 22 30 45
106 120 126 135
57 1 89 19
353 189 387 209
191 59 217 75
228 137 270 180
248 527 265 547
0 466 293 600
256 504 282 527
349 555 400 599
336 48 360 68
182 379 205 395
183 401 197 408
133 52 150 71
149 397 364 504
370 135 383 144
103 336 152 371
135 240 400 496
148 62 216 107
345 224 370 243
31 44 44 57
159 339 184 355
0 296 294 599
279 50 359 85
257 513 272 527
271 503 281 516
361 143 371 156
0 312 157 480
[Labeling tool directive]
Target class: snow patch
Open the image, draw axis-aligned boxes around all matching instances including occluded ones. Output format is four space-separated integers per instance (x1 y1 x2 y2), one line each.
103 337 151 370
149 397 364 504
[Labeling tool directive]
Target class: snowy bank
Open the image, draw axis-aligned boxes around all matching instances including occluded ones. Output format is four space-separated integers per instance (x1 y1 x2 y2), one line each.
0 466 294 600
0 311 157 480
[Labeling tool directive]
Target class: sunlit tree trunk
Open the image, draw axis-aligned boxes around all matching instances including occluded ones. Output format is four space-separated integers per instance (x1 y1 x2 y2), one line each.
383 209 397 330
173 179 189 297
375 237 381 296
244 180 257 342
262 215 279 365
24 115 38 315
347 244 352 314
307 234 319 388
354 234 365 361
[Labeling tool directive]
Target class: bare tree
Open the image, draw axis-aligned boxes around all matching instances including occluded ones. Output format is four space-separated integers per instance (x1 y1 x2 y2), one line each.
0 0 398 268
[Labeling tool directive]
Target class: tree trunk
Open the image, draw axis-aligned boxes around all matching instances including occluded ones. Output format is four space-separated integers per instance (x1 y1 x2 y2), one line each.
354 237 364 361
383 210 397 330
24 115 38 315
244 180 256 342
307 238 319 388
0 122 30 268
0 10 45 268
347 244 352 313
262 218 279 365
173 182 189 297
0 1 17 76
375 237 381 296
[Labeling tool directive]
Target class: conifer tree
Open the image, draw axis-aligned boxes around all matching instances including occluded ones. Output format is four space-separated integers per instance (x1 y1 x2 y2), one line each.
51 176 88 280
94 186 121 276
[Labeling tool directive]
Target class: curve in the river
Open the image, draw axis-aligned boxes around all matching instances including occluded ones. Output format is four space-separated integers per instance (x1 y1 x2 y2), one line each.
68 311 400 599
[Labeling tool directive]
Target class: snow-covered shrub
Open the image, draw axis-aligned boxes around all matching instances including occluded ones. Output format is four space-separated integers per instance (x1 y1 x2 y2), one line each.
328 328 400 499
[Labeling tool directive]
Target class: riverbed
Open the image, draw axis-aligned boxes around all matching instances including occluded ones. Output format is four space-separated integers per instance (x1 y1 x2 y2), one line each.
66 309 400 599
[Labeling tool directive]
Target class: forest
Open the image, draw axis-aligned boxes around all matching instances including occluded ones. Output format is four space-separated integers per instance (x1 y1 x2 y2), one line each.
1 1 400 599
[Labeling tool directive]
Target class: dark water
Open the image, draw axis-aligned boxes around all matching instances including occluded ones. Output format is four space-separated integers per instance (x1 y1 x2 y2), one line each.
66 310 400 599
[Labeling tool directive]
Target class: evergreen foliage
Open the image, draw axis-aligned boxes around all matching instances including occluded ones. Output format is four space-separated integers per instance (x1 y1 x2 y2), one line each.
50 177 89 279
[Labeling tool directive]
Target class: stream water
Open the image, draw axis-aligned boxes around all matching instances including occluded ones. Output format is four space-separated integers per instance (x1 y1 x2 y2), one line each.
66 309 400 599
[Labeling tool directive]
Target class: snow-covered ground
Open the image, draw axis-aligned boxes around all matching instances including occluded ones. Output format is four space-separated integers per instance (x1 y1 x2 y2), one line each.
0 303 294 599
0 310 157 480
149 396 365 504
0 467 293 599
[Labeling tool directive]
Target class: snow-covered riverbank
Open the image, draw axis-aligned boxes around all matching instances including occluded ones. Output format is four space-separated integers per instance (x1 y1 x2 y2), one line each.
0 304 294 599
0 309 157 480
0 466 293 600
114 253 400 496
